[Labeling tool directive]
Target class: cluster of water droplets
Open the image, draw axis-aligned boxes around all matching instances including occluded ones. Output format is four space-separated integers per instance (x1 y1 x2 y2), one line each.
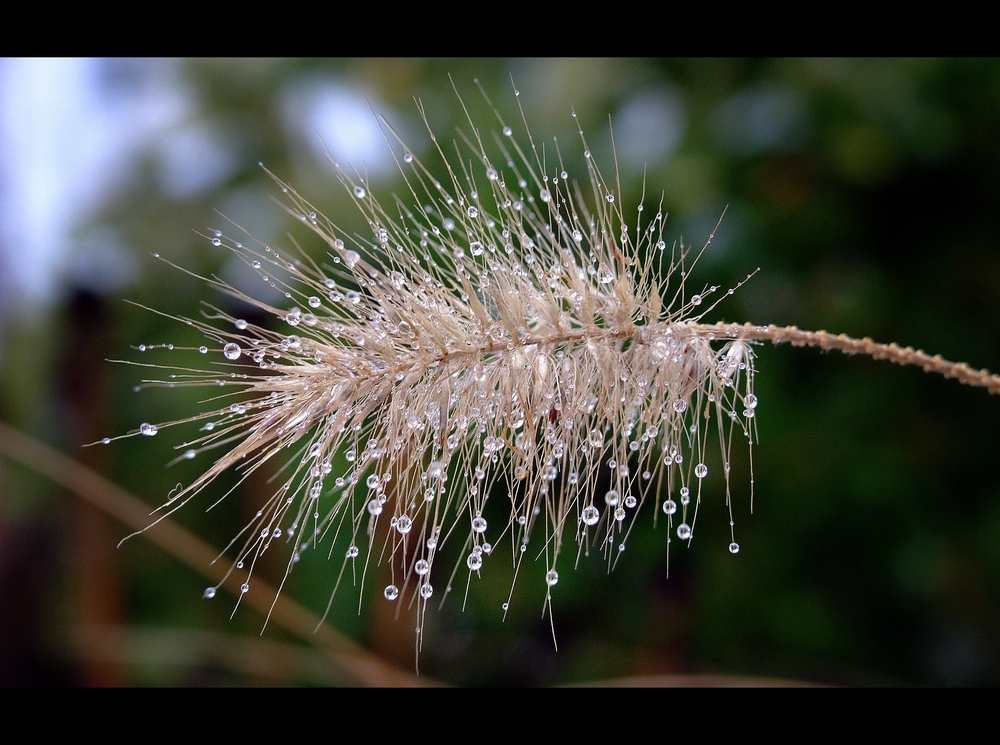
109 94 761 640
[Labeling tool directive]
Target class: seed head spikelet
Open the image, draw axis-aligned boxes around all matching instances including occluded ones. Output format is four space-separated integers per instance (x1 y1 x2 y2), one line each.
98 82 1000 652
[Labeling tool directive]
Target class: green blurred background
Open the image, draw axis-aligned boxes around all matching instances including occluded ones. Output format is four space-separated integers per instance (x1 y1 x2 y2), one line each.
1 58 999 686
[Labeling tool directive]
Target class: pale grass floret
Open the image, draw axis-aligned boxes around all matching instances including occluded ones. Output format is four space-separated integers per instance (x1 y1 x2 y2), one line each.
103 87 1000 650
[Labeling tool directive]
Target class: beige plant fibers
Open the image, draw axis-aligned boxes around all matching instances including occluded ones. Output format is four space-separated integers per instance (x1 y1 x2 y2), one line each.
96 83 1000 653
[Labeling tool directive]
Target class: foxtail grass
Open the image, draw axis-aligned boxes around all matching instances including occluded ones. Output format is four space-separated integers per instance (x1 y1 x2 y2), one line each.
95 82 1000 656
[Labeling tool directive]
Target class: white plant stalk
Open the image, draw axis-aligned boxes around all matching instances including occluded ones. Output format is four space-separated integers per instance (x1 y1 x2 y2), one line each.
99 83 1000 653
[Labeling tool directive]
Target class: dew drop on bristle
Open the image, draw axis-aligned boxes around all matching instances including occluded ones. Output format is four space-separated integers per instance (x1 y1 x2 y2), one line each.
223 343 241 360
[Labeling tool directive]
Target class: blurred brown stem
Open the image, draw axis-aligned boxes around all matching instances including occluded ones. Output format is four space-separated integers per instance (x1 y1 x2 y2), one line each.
0 421 428 686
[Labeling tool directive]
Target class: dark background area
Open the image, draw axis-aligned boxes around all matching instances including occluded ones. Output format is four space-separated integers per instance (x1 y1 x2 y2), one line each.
1 58 998 686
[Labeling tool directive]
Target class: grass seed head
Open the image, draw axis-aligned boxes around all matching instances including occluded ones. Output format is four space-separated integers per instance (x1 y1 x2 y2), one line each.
109 84 767 643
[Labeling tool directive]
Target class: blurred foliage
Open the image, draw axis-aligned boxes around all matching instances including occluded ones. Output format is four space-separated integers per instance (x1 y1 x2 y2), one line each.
1 58 999 686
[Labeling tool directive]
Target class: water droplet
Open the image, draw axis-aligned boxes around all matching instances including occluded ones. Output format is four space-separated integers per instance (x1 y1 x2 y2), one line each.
139 422 157 437
353 185 366 198
605 489 620 506
235 319 248 330
467 553 483 571
415 559 430 576
691 294 702 306
203 587 216 599
502 126 513 137
673 399 688 413
404 152 413 163
183 449 196 460
582 505 600 526
419 583 434 599
395 515 412 534
223 343 241 360
344 250 360 268
251 260 261 269
662 499 677 515
745 393 758 409
367 498 382 515
308 296 321 308
545 569 559 586
606 193 615 203
729 542 740 554
624 495 637 509
384 584 399 601
211 238 222 247
472 516 488 533
695 463 708 478
677 523 692 540
240 582 250 594
346 545 359 559
366 474 380 490
467 206 479 218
